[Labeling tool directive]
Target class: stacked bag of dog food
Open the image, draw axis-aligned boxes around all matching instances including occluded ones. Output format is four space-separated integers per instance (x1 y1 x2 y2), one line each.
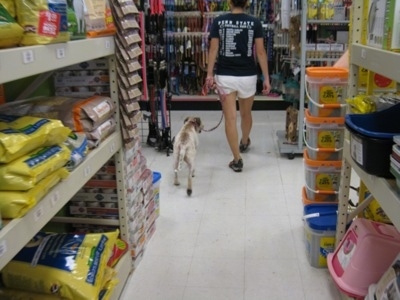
0 95 117 149
302 66 349 268
0 114 72 220
0 0 117 49
0 230 122 299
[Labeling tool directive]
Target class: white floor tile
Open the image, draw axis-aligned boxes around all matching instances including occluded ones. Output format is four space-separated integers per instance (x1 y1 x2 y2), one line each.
119 110 344 300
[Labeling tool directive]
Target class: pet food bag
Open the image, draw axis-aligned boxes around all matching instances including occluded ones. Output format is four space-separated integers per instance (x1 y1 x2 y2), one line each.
0 168 69 218
4 96 116 132
83 0 116 37
1 230 118 299
0 3 24 48
0 288 67 299
0 144 71 191
15 0 70 45
0 115 71 163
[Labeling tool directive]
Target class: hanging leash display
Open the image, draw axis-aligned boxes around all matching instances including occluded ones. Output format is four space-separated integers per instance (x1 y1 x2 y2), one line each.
201 80 226 132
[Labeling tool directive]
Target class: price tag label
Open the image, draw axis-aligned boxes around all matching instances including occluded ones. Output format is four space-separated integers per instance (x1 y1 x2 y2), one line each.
110 142 116 153
105 40 111 49
50 190 60 207
33 204 45 222
22 50 35 64
0 240 7 258
361 49 367 59
84 165 91 177
56 48 66 59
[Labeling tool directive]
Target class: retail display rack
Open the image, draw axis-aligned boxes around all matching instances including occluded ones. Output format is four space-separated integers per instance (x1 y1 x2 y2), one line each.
335 0 400 246
0 37 131 300
277 0 350 159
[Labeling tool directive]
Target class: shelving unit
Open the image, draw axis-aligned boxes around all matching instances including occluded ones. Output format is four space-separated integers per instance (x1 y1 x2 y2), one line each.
0 36 132 299
277 0 350 159
335 0 400 244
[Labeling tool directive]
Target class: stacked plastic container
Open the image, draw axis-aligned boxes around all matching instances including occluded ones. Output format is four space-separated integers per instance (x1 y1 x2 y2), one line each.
303 67 348 268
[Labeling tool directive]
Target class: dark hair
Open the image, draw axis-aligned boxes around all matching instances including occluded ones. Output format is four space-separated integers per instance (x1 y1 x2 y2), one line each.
230 0 248 8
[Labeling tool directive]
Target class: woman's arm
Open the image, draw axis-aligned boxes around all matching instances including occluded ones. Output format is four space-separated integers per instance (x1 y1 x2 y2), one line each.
334 49 349 68
206 38 219 80
255 37 271 93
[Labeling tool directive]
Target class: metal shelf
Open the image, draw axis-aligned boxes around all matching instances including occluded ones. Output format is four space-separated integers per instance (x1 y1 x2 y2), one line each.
111 251 133 300
0 37 115 84
351 43 400 83
343 140 400 229
336 0 400 244
0 132 122 270
307 19 350 24
276 130 304 158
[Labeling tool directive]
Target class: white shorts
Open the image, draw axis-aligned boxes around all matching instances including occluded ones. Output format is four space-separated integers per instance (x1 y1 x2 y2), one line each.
215 75 257 98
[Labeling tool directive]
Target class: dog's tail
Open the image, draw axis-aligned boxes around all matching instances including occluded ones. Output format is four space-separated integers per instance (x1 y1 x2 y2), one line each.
174 144 186 172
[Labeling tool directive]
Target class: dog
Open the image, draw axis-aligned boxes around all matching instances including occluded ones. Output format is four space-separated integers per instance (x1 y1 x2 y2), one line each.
173 117 203 196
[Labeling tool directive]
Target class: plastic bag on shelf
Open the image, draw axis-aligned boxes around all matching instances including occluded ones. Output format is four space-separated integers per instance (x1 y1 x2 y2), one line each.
0 3 24 48
0 168 69 218
0 114 71 164
15 0 70 46
1 230 119 299
0 144 71 191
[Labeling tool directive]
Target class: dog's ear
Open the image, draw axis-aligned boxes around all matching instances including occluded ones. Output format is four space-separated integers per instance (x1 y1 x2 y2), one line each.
195 117 201 126
195 117 203 132
184 117 189 124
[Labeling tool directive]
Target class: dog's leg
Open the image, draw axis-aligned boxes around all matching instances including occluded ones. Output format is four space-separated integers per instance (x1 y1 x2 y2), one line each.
173 146 180 186
186 160 193 196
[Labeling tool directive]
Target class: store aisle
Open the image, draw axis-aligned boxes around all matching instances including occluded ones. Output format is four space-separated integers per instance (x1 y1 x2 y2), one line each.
120 110 342 300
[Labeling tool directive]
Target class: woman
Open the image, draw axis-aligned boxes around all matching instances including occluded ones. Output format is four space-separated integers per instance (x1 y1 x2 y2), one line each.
206 0 271 172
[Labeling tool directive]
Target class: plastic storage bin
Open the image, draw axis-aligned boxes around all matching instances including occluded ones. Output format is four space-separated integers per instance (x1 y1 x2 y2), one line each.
308 97 347 117
303 203 337 268
305 109 345 155
327 218 400 299
301 186 338 206
152 171 161 216
345 103 400 178
305 67 348 105
304 149 342 202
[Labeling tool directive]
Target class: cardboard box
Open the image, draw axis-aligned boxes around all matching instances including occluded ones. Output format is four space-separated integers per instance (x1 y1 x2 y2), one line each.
366 0 388 49
383 0 400 52
358 68 397 92
71 192 118 202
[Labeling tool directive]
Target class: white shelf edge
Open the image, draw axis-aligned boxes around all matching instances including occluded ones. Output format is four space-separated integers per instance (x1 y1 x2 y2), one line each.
343 139 400 230
307 19 350 24
0 37 115 84
51 216 120 226
351 44 400 83
0 132 122 270
111 251 133 300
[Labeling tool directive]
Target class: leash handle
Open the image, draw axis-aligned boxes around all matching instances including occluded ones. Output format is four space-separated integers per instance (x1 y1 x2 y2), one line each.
201 79 225 132
201 80 226 102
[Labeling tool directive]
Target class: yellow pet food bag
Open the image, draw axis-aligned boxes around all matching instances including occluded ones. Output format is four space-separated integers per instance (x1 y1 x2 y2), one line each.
0 114 71 163
0 3 24 48
1 230 118 300
0 144 71 191
15 0 70 45
0 168 69 218
0 288 67 299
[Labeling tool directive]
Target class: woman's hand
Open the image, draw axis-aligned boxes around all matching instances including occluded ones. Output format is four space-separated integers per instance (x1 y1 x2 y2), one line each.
262 79 271 95
206 76 215 89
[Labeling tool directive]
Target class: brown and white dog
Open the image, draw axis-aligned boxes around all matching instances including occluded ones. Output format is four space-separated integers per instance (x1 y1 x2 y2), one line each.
173 117 203 196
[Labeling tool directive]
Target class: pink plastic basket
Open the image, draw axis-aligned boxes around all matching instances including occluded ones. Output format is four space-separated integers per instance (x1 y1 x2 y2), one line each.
327 218 400 299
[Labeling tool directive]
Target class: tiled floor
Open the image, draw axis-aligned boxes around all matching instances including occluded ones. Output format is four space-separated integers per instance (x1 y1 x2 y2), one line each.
120 110 344 300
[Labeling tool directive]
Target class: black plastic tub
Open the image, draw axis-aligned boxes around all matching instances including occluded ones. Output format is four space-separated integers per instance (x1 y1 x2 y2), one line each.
345 103 400 178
